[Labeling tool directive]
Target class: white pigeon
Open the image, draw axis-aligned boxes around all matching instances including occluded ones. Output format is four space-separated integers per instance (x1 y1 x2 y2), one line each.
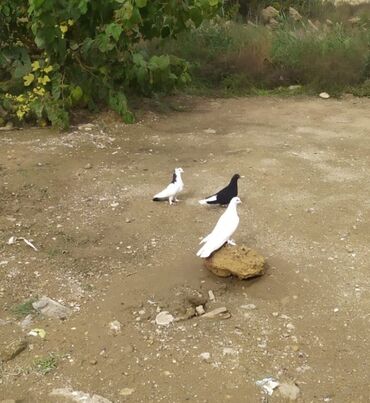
152 168 184 205
197 196 241 258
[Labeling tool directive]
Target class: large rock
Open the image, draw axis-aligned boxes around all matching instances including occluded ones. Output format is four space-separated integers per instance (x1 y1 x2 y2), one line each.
261 6 279 24
204 245 265 280
289 7 302 21
32 296 71 320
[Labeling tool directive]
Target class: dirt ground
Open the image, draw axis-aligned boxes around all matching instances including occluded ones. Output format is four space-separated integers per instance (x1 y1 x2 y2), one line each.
1 96 370 402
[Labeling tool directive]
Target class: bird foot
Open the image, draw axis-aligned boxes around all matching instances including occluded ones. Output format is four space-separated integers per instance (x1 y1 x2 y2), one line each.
227 239 236 246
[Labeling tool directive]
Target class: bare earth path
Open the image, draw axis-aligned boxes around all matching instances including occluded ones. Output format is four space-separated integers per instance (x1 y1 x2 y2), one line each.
1 96 370 402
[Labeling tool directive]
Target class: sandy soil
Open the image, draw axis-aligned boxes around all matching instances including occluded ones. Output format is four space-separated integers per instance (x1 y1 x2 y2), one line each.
1 96 370 402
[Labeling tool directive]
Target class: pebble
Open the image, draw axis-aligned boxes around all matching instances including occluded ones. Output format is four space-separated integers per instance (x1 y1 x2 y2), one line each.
84 163 92 169
199 352 211 362
90 359 97 365
208 290 215 302
155 311 174 326
287 323 295 330
119 388 135 396
108 320 122 335
241 304 256 310
195 305 205 315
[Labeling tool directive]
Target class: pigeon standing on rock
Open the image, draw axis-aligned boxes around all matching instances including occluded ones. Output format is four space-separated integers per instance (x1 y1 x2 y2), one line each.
153 168 184 205
199 174 240 206
197 196 241 258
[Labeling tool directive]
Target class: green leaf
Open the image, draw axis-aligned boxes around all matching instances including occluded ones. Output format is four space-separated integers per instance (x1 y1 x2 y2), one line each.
209 0 219 6
106 23 122 42
135 0 147 7
71 86 83 103
149 55 170 71
108 90 134 123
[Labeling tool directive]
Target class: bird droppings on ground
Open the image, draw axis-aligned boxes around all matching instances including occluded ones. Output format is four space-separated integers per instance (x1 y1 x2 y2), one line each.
1 96 370 401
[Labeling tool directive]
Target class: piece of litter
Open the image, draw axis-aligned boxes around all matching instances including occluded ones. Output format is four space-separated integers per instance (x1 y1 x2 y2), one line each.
20 237 38 251
155 311 174 326
7 236 38 251
256 377 280 395
28 328 46 338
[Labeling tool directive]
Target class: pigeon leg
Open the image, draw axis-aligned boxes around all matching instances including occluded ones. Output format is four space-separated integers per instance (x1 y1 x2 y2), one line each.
174 197 180 202
169 196 174 205
227 239 236 246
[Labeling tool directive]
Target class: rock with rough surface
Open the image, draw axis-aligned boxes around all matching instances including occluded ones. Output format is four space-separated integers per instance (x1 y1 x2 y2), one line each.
204 245 265 280
261 6 279 23
32 296 71 319
50 388 111 403
0 338 28 362
289 7 302 21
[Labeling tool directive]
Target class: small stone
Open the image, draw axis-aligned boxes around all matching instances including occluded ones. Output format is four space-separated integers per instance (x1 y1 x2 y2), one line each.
278 382 300 400
333 308 339 313
155 311 174 326
222 347 238 356
90 359 97 365
272 312 279 317
84 163 92 169
204 128 216 134
119 388 135 396
108 320 122 335
195 305 205 316
0 338 28 362
199 352 211 362
208 290 215 302
287 323 295 330
241 304 256 310
319 92 330 99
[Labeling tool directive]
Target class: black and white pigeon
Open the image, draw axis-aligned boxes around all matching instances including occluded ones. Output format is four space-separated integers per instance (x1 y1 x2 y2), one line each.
152 168 184 205
199 174 240 206
197 196 241 258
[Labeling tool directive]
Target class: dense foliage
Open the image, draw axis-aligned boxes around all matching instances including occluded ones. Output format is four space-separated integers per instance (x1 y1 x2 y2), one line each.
0 0 220 128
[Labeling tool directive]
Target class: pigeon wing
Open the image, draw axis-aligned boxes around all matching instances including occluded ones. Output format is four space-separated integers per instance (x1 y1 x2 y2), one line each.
197 212 239 258
153 183 177 200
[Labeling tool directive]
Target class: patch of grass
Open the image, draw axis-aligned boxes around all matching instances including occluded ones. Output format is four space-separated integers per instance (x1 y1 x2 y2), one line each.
147 4 370 98
34 354 58 374
11 299 36 319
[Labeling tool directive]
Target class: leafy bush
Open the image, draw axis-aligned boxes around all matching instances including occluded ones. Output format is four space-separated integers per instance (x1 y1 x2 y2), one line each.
0 0 220 128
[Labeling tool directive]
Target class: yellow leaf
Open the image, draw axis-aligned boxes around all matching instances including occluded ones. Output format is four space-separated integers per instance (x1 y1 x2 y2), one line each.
38 75 51 85
60 24 68 33
44 65 53 73
16 109 26 119
31 61 40 71
23 73 35 86
67 19 74 26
